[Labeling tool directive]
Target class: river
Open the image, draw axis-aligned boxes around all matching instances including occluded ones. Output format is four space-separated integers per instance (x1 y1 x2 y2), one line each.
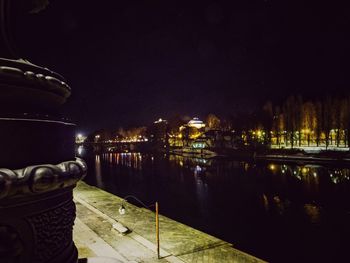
79 148 350 262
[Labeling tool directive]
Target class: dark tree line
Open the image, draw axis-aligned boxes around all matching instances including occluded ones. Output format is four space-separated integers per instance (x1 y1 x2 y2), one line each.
84 96 350 150
261 96 350 148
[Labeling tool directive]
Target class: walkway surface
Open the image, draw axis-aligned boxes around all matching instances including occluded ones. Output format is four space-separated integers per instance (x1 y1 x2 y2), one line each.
73 182 267 263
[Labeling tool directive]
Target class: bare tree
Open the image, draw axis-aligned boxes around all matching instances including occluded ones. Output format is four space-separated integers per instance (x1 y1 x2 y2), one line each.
315 101 323 147
323 98 333 149
262 101 274 145
295 96 303 146
283 96 299 148
339 98 349 147
206 114 221 130
301 101 316 146
272 106 281 147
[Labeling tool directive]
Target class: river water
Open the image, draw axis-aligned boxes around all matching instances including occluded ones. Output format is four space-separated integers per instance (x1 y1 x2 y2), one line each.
79 149 350 262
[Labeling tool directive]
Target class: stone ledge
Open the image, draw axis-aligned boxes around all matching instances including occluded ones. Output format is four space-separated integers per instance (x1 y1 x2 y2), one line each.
74 182 267 263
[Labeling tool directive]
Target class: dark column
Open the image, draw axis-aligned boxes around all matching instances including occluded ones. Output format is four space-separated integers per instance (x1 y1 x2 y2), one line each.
0 1 86 262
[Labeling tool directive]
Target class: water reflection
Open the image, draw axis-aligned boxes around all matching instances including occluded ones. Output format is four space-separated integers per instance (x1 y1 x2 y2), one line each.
100 152 143 170
262 194 269 212
95 155 103 188
266 162 350 186
304 203 322 224
83 150 350 263
77 145 84 155
92 153 350 214
272 195 285 215
168 154 212 168
193 164 209 216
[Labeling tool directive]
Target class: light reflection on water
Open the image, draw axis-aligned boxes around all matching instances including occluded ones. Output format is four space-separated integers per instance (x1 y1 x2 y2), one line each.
304 203 322 224
99 152 143 170
82 150 350 262
92 152 350 224
95 155 102 187
77 145 84 155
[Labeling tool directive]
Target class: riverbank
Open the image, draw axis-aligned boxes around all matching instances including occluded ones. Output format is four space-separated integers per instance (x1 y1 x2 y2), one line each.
169 146 350 165
79 143 350 165
73 181 266 263
255 148 350 165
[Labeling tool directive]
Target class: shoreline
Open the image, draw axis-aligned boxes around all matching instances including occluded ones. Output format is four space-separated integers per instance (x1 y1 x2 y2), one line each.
166 148 350 165
79 143 350 165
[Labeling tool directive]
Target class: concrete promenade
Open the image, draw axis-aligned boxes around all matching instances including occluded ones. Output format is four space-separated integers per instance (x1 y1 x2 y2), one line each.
73 182 267 263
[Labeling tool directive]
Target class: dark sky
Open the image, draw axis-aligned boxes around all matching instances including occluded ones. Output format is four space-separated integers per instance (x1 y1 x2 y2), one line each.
15 0 350 132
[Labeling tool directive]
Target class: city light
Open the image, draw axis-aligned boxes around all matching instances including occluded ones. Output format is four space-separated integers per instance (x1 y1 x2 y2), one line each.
301 167 309 174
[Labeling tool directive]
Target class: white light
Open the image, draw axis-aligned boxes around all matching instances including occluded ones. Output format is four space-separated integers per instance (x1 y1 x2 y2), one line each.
77 146 83 155
195 165 202 172
118 205 126 215
154 118 166 124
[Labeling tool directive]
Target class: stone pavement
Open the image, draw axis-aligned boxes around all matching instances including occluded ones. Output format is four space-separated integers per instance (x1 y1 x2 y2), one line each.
73 182 267 263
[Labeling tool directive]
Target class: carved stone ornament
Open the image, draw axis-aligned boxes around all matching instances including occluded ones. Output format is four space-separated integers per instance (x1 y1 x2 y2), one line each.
0 58 71 112
0 158 87 200
0 58 71 97
27 199 76 263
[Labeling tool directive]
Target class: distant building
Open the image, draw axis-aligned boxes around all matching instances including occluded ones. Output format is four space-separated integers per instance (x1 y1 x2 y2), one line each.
148 118 169 149
187 117 205 129
154 118 167 124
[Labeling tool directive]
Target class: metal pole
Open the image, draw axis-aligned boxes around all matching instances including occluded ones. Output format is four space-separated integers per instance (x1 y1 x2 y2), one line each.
156 201 160 259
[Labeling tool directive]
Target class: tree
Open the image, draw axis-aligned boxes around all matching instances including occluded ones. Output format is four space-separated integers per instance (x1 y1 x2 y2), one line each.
167 115 185 136
301 101 316 146
323 97 333 149
333 98 342 147
262 101 274 145
345 97 350 147
315 101 323 146
206 114 221 130
283 96 299 148
272 106 285 147
339 98 350 147
295 96 303 146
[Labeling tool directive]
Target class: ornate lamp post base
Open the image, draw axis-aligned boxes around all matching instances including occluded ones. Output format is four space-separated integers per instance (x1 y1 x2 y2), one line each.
0 160 87 263
0 22 87 263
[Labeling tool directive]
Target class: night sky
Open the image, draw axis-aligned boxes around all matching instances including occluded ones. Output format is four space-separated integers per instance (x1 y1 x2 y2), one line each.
15 0 350 132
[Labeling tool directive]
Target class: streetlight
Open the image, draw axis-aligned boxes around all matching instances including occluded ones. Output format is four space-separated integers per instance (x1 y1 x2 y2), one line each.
94 134 101 143
118 195 160 259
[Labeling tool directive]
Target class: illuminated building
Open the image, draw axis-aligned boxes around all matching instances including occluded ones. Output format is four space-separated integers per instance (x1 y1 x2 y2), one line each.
187 117 206 129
